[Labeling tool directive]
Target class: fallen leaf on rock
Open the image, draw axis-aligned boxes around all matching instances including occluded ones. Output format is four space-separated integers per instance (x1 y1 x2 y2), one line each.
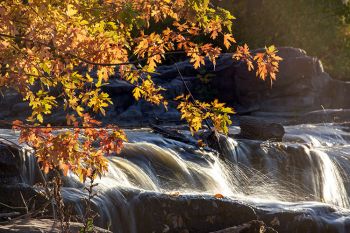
214 193 224 199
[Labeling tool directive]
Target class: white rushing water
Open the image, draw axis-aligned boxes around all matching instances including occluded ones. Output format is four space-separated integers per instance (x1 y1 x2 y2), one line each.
1 123 350 232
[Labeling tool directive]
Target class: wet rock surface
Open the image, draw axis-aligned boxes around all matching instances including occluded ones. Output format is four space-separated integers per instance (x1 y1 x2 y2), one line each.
236 116 285 141
210 220 277 233
83 190 350 233
255 204 350 233
129 192 257 233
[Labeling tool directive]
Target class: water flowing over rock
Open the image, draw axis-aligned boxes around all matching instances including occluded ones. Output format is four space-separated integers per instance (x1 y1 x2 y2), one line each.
1 124 350 233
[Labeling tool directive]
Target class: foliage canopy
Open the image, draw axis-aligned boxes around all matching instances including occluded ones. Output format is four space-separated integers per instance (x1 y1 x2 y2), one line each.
0 0 281 180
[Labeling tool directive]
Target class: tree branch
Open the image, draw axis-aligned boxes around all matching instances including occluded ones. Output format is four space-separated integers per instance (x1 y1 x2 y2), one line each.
0 33 188 67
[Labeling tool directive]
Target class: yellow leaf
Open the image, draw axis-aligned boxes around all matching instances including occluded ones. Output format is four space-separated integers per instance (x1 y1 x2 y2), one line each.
76 106 84 117
132 87 143 100
67 4 77 16
37 114 43 123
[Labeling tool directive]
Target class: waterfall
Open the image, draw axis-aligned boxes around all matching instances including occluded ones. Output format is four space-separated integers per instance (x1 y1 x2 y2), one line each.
1 123 350 232
311 149 349 208
220 125 350 208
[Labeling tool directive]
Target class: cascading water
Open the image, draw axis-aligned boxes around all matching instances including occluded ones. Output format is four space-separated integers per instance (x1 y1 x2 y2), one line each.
2 123 350 233
222 124 350 208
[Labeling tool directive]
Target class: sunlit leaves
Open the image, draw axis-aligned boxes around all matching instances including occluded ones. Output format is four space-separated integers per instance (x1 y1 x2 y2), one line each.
175 95 234 134
25 90 57 123
0 0 282 181
254 46 283 82
233 44 254 71
233 44 283 82
82 90 112 116
13 117 126 181
66 4 78 17
132 78 167 106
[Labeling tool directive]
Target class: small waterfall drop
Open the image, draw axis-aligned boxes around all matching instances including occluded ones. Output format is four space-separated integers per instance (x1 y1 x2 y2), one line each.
311 149 349 208
220 125 350 208
2 123 350 232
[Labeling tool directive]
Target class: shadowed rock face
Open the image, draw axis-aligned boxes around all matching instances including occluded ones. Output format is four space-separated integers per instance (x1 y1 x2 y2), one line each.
129 193 257 233
104 47 350 124
237 116 285 141
1 47 349 127
210 220 277 233
0 143 22 184
206 48 349 114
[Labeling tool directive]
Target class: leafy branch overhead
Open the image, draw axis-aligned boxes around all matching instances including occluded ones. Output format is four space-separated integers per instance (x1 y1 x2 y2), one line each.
0 0 281 180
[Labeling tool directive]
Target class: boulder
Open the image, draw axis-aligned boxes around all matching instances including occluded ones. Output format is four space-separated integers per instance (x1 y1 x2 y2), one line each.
151 47 348 115
0 91 22 110
326 79 350 109
163 77 192 99
237 116 285 141
102 79 133 95
255 204 350 233
117 105 143 121
11 102 31 117
45 111 67 126
129 192 257 233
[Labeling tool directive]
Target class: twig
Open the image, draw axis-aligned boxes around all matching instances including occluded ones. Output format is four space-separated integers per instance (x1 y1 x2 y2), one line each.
0 33 189 67
174 63 212 129
0 200 51 225
0 202 27 211
35 160 56 220
19 192 29 214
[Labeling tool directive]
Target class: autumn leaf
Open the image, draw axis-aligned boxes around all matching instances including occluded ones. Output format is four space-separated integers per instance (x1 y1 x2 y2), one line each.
132 87 143 100
214 193 224 199
66 4 77 16
76 106 84 117
223 34 236 49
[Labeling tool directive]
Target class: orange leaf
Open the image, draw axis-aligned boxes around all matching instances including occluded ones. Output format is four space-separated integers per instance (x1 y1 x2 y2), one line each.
223 34 236 49
214 193 224 199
